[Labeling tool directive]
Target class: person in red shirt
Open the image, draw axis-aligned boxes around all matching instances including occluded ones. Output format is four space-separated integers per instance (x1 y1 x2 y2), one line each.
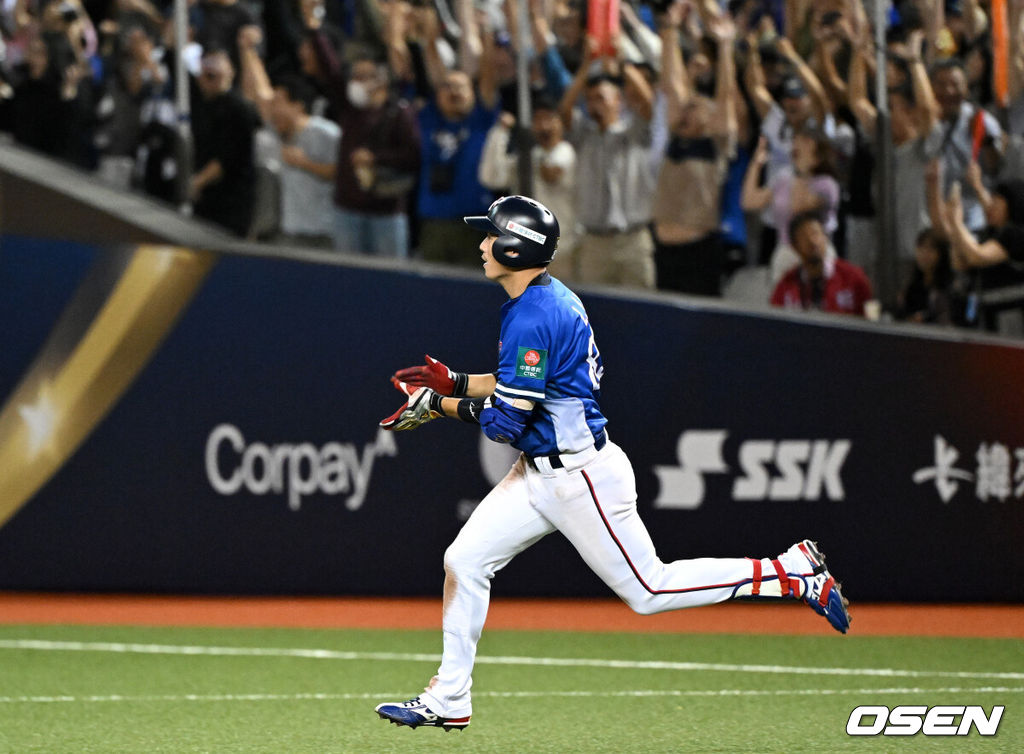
771 211 873 316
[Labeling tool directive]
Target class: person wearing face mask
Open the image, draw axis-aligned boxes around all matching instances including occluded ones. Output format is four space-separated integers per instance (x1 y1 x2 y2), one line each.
323 55 421 257
307 29 421 257
327 56 420 257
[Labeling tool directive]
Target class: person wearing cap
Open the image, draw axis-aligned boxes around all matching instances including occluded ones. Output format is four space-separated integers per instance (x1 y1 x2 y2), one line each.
744 29 842 263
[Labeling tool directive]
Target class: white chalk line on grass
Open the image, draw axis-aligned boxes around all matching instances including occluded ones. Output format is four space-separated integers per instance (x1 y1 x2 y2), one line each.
0 687 1022 705
1 639 1022 681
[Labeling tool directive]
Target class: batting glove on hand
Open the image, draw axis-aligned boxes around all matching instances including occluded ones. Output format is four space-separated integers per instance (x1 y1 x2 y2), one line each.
380 384 444 431
393 355 468 396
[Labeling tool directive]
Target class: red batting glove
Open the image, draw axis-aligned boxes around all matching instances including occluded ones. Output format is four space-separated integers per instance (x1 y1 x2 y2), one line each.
379 385 443 431
391 376 415 396
392 355 468 396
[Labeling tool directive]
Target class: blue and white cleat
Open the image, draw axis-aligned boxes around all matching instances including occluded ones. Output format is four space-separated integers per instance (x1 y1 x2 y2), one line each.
783 540 852 634
375 697 470 732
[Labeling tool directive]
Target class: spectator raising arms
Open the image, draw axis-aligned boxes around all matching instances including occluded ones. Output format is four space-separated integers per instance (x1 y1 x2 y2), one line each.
741 125 841 285
940 178 1024 331
415 5 500 266
559 35 657 289
931 58 1003 233
478 98 579 281
743 20 838 264
847 27 942 280
9 31 91 165
194 0 256 73
651 2 737 297
239 24 340 245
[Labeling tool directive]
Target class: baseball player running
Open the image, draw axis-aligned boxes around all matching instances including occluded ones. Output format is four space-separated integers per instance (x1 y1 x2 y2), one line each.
375 196 850 732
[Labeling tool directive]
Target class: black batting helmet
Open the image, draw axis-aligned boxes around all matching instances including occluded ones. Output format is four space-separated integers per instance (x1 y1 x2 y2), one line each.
464 196 560 268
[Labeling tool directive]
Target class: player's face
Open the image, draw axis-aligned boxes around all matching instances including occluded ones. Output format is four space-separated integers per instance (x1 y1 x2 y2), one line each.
480 234 510 281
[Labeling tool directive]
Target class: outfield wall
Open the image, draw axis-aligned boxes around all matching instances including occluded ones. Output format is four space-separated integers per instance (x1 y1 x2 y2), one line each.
2 146 1023 602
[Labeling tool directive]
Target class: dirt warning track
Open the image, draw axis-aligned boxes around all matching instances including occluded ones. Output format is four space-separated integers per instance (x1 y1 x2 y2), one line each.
1 593 1020 638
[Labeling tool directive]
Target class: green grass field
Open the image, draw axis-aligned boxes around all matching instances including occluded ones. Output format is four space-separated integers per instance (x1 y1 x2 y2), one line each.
0 624 1020 753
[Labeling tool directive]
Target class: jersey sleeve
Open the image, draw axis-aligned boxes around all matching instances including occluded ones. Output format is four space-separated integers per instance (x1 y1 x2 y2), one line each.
494 305 550 408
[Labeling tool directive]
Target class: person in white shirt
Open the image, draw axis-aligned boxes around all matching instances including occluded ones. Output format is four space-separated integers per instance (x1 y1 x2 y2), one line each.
265 74 340 244
478 96 579 281
239 28 339 244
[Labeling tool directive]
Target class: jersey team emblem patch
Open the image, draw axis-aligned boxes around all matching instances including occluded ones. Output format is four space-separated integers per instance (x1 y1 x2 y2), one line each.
516 347 547 380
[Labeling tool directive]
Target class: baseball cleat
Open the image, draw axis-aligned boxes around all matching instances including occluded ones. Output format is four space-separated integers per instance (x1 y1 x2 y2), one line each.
375 697 470 731
783 540 851 634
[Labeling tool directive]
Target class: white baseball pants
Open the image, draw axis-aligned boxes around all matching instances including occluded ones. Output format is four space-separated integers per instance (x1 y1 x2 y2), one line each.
420 440 763 719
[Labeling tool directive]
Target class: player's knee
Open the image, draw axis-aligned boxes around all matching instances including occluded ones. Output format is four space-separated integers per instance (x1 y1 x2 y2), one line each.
443 542 483 579
621 592 660 616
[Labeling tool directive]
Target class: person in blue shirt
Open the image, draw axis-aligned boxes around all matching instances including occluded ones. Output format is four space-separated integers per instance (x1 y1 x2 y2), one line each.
415 60 500 264
375 196 851 732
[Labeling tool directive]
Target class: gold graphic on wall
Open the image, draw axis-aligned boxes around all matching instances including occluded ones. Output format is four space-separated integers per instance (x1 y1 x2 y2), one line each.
0 245 216 527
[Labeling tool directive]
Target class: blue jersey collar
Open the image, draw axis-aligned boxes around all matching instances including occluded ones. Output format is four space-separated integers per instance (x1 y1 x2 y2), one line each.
502 272 552 314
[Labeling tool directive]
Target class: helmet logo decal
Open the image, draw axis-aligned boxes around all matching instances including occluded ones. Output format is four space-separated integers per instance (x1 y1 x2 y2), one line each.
506 220 547 245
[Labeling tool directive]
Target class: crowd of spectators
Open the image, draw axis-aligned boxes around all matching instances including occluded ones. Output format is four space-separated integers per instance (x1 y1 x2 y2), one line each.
0 0 1022 331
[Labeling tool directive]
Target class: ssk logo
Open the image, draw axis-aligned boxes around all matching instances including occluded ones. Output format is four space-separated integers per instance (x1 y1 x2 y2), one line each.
654 430 851 509
846 705 1004 736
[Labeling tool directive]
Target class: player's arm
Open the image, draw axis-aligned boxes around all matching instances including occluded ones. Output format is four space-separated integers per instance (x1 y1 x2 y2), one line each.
380 373 507 431
430 373 498 420
392 355 494 397
383 338 539 438
464 373 497 397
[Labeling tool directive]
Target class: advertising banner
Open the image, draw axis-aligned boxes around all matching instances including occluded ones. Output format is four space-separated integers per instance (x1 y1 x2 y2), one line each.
1 237 1022 601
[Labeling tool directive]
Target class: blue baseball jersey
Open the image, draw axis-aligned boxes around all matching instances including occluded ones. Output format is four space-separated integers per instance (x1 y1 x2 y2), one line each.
483 273 607 456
